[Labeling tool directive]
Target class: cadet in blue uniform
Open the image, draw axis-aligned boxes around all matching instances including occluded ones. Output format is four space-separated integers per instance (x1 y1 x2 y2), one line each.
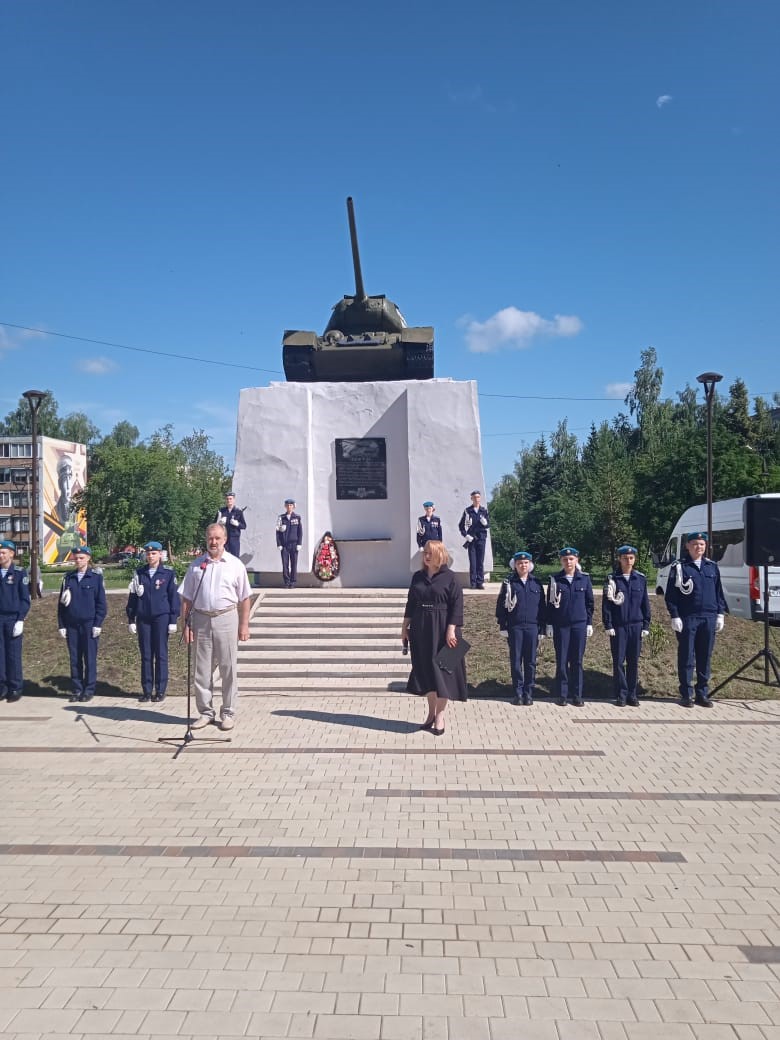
216 492 246 557
126 540 181 703
0 539 31 703
665 532 727 707
458 490 490 589
546 547 594 706
602 544 651 707
276 498 303 588
416 501 443 549
495 550 546 705
57 546 107 702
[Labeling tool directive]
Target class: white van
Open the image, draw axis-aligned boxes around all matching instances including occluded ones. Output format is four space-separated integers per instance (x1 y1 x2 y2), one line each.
654 495 780 622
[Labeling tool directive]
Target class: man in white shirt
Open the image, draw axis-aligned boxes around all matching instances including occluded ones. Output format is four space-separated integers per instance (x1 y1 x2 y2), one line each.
181 524 252 731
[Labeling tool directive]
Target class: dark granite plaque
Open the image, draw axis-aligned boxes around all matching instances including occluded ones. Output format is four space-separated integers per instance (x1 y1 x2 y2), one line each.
335 438 387 500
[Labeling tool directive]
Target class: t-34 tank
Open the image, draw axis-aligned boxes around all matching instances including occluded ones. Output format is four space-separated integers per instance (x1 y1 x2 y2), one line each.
282 197 434 382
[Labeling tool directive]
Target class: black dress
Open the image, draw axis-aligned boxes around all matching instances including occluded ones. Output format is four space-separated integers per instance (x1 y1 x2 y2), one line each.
404 566 468 701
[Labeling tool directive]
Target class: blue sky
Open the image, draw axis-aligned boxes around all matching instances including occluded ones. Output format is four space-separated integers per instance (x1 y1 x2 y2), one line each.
2 0 778 494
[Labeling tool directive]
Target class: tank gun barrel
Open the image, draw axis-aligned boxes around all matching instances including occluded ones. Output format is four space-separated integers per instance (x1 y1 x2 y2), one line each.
346 196 366 301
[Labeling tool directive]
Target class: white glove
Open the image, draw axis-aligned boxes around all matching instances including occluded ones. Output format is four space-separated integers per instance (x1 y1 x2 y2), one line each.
92 627 102 638
168 624 177 634
229 517 240 526
60 588 71 607
479 515 488 526
58 628 67 639
586 625 593 638
498 629 508 640
716 614 724 632
606 628 616 637
545 625 553 638
465 534 474 543
294 545 299 552
538 631 545 641
135 581 144 597
278 545 283 551
218 515 227 525
671 617 683 633
128 623 137 635
641 630 649 638
12 621 23 638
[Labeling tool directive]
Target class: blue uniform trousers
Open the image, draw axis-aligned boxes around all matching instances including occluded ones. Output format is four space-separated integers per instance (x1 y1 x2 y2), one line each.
610 623 643 701
467 540 486 587
0 616 23 696
281 547 298 586
508 624 538 698
138 616 170 695
66 623 99 698
553 623 587 702
226 532 241 556
676 615 716 699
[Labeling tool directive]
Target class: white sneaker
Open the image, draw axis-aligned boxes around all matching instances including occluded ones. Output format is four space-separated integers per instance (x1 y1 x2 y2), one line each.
191 715 214 729
220 716 235 731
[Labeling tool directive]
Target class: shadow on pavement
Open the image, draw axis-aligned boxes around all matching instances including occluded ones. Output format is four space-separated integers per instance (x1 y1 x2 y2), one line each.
273 709 420 734
63 704 186 725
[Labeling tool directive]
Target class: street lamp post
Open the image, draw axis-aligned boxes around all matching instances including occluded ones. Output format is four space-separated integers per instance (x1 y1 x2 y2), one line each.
23 390 47 599
696 372 723 547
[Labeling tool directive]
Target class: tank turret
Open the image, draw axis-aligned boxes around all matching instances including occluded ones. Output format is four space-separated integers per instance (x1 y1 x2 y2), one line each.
283 198 434 382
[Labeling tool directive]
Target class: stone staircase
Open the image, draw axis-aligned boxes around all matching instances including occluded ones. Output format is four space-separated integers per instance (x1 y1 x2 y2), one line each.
238 588 411 694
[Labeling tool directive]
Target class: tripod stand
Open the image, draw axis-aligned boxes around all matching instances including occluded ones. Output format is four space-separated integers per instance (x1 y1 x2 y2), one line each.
711 565 780 696
159 561 231 749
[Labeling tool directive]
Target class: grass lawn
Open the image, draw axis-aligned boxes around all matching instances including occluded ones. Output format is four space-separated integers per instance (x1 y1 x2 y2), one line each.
13 590 780 703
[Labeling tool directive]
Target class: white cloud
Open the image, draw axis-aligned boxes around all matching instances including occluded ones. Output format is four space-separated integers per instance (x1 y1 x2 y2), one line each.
77 356 117 375
461 306 584 354
605 381 633 400
656 94 673 108
0 325 46 357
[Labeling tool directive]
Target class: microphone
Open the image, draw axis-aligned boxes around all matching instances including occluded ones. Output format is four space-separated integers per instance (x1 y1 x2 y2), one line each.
402 638 409 656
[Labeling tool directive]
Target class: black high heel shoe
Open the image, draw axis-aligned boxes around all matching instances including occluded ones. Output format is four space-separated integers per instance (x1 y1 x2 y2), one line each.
420 717 435 731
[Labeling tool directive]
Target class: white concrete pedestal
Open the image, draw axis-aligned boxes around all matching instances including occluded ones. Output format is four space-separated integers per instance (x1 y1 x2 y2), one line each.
232 379 492 588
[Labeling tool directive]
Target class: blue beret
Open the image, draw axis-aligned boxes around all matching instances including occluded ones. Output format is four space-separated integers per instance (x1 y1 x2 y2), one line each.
284 498 295 505
423 501 434 508
73 545 92 556
686 531 708 542
512 550 532 561
617 544 638 555
143 541 163 551
470 490 481 496
559 546 580 557
0 539 16 551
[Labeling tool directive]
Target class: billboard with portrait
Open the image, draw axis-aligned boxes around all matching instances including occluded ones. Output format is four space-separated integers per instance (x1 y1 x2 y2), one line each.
42 438 88 563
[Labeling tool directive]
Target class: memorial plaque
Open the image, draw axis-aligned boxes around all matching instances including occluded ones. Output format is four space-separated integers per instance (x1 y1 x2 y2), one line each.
335 438 387 500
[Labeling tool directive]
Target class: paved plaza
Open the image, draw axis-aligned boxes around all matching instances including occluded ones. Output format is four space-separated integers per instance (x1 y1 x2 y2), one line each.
1 683 779 1040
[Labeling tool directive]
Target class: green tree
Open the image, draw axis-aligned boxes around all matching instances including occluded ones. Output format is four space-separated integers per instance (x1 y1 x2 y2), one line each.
0 391 63 437
580 421 634 562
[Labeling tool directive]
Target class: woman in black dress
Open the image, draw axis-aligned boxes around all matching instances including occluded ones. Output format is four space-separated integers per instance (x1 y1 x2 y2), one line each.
401 541 467 735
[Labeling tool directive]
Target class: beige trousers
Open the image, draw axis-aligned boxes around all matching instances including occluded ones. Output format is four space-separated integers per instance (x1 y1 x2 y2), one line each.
191 608 239 718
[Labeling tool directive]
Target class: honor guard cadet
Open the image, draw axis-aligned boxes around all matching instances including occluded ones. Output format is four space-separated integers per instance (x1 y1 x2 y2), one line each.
416 501 443 548
126 541 181 704
276 499 303 588
546 547 594 706
495 550 546 705
0 539 31 703
602 544 651 707
458 490 490 589
57 546 107 702
216 492 246 557
665 531 728 708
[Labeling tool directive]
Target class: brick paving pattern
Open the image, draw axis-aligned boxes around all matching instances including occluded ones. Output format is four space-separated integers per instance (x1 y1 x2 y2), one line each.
1 690 779 1040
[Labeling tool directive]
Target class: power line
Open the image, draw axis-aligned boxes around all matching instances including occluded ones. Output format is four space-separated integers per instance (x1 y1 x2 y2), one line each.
480 392 621 402
0 321 283 375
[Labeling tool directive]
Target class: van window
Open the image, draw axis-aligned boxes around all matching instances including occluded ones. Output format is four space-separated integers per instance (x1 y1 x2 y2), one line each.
662 537 678 565
710 528 744 565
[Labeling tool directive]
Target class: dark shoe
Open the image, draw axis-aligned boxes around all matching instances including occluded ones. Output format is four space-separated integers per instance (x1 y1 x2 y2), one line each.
419 717 435 730
156 693 166 703
627 695 639 707
572 697 584 707
69 693 80 703
431 725 445 736
615 697 626 707
522 694 533 705
681 696 693 708
556 697 568 707
6 692 22 703
82 693 93 702
695 694 713 708
510 695 521 706
476 584 485 590
139 693 151 703
0 691 6 701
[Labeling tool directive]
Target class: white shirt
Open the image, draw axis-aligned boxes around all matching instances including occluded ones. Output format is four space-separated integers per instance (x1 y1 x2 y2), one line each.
181 551 251 611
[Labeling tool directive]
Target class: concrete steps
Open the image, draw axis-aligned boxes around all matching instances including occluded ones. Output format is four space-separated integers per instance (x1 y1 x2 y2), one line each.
238 588 410 694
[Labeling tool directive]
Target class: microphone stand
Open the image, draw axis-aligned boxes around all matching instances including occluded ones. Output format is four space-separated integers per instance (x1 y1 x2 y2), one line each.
159 557 231 750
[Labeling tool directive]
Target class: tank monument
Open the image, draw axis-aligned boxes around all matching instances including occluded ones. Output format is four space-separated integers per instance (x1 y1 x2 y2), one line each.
232 198 493 587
